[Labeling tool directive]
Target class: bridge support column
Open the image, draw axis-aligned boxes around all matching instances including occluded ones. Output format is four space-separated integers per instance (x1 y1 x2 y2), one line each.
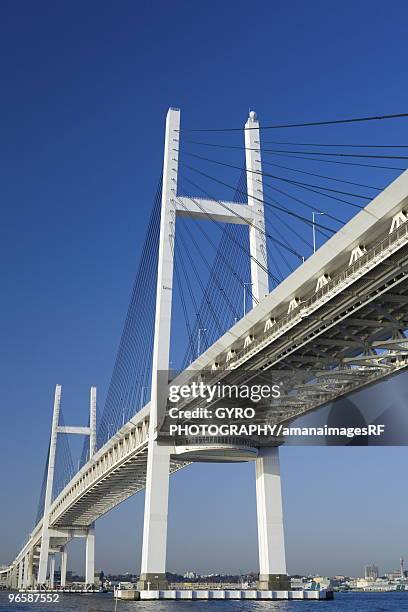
85 525 95 586
138 108 179 590
49 555 55 589
11 565 17 589
89 386 97 458
138 442 171 591
60 547 67 587
24 551 33 588
17 560 23 589
37 385 61 586
245 111 269 305
255 446 289 590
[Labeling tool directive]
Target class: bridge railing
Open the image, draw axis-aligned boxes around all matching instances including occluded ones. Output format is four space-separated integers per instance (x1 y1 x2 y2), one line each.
165 217 408 422
174 435 256 448
308 218 408 309
226 218 408 369
48 410 150 527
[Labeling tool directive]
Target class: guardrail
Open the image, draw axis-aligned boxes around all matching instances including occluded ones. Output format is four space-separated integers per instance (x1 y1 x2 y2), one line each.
49 418 150 526
225 218 408 369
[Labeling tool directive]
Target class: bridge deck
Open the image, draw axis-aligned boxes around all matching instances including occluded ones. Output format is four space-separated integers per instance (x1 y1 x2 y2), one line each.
9 170 408 577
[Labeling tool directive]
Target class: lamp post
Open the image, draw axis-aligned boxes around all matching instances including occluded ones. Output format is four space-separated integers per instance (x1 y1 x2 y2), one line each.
140 385 150 408
312 211 324 254
243 282 253 316
197 328 207 357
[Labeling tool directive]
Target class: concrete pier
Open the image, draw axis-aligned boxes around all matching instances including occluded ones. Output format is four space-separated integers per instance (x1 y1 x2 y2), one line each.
117 588 333 601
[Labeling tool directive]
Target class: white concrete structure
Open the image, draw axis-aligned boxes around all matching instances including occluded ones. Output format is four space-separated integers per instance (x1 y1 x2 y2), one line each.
49 555 55 589
139 108 283 589
85 525 95 586
6 107 408 592
138 108 179 590
36 386 97 588
245 112 286 589
135 589 332 600
256 447 287 589
60 547 67 588
37 385 61 585
245 110 269 303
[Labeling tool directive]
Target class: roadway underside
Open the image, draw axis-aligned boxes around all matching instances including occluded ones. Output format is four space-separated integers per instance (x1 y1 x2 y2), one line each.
53 446 186 528
51 236 408 528
159 238 408 445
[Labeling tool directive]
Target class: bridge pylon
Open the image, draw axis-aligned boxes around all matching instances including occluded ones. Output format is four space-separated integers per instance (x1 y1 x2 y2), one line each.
36 385 97 588
138 107 288 590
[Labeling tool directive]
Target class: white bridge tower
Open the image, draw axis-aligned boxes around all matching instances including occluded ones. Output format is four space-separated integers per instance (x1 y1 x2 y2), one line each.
137 108 288 591
36 386 97 589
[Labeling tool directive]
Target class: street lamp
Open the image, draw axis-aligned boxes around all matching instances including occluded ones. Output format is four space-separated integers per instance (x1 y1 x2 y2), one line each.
140 385 150 408
243 282 253 316
312 211 324 254
197 328 207 357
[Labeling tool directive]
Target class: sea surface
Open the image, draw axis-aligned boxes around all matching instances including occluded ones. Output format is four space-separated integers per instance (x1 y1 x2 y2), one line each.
0 592 407 612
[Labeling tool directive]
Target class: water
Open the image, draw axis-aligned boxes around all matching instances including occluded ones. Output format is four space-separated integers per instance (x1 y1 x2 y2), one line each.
0 592 407 612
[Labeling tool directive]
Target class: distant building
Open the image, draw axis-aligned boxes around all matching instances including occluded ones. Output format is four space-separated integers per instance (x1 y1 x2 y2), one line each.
183 571 197 579
364 564 379 580
312 576 332 590
386 570 404 581
355 578 391 591
290 577 305 590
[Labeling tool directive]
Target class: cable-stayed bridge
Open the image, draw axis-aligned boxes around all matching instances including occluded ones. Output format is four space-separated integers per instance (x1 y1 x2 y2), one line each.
3 108 408 592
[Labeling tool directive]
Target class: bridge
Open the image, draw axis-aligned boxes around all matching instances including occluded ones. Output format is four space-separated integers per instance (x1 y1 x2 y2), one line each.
3 108 408 592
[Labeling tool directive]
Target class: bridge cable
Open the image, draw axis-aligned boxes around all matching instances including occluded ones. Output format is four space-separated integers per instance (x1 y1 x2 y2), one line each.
178 174 310 281
175 196 262 345
183 152 366 213
262 151 406 172
262 177 364 212
179 220 249 361
262 140 408 148
183 151 371 201
171 238 196 359
179 171 253 365
180 163 336 235
103 193 159 434
179 172 313 256
97 177 162 447
260 159 384 191
53 409 75 501
185 170 255 356
177 226 237 334
200 145 408 160
121 182 161 419
184 141 406 171
35 443 50 526
181 111 408 132
177 186 281 285
175 194 263 301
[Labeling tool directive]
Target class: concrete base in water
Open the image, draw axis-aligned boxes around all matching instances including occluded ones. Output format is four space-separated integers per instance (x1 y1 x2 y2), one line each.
117 589 140 600
257 573 291 590
137 573 168 591
118 589 333 601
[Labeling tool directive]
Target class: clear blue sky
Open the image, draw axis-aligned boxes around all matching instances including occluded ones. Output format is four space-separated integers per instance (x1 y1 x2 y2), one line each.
1 0 408 578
